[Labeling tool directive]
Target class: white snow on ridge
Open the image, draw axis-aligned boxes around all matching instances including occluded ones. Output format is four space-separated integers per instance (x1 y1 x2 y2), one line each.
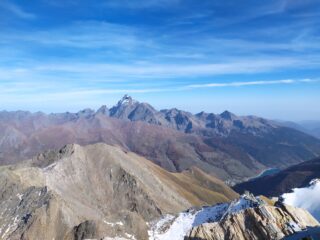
148 210 198 240
103 220 124 227
16 193 23 200
282 179 320 221
148 194 262 240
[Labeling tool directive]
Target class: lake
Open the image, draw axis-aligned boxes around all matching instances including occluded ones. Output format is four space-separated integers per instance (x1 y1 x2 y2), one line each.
250 168 281 181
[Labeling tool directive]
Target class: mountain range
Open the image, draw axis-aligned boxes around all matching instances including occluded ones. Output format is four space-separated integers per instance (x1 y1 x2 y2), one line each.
1 95 320 185
278 120 320 139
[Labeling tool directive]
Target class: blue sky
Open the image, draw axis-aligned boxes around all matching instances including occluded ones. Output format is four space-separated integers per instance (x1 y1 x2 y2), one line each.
0 0 320 120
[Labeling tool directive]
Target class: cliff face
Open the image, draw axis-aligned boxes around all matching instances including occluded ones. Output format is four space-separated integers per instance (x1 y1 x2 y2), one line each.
187 205 318 240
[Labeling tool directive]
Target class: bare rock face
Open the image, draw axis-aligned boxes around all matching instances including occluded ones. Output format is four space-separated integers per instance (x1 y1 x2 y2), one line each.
0 143 238 240
72 221 97 240
0 185 78 240
186 199 319 240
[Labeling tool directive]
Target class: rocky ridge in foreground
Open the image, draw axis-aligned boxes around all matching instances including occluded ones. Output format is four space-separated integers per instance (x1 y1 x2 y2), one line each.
0 143 238 240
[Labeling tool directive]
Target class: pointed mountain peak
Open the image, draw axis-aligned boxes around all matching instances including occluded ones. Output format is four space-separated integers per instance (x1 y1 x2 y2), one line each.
196 111 211 118
117 94 137 106
220 110 236 120
109 95 140 118
96 105 109 115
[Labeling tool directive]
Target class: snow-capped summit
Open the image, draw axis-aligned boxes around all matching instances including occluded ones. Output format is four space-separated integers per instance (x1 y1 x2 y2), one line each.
118 94 136 106
108 95 139 118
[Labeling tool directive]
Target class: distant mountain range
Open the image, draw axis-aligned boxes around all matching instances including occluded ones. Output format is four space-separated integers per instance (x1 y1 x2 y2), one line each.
278 120 320 139
233 157 320 196
1 95 320 184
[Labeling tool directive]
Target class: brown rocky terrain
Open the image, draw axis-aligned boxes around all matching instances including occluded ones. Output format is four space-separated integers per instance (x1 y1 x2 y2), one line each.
0 143 238 240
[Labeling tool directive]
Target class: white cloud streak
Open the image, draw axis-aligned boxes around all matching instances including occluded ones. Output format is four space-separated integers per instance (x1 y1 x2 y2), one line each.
186 79 317 89
0 77 318 113
0 78 316 98
22 57 318 79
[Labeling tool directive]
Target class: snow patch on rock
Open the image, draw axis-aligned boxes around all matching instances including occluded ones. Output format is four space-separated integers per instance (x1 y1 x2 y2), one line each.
148 193 263 240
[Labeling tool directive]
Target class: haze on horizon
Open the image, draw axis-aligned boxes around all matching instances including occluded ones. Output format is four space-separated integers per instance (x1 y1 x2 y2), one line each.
0 0 319 121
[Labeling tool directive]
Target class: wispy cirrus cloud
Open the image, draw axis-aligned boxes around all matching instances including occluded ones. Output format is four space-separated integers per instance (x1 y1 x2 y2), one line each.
103 0 180 9
185 79 318 89
1 56 319 85
23 57 320 78
1 18 319 69
0 1 35 19
41 78 319 95
0 77 318 116
0 21 143 50
0 78 317 96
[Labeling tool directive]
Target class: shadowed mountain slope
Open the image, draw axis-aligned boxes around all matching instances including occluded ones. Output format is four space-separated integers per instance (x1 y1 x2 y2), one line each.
233 157 320 197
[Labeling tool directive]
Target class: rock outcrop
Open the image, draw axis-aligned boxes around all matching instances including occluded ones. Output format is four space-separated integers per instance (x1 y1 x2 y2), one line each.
149 193 319 240
187 204 318 240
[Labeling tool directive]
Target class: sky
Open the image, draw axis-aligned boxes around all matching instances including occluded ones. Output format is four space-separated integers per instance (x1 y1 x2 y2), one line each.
0 0 320 120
